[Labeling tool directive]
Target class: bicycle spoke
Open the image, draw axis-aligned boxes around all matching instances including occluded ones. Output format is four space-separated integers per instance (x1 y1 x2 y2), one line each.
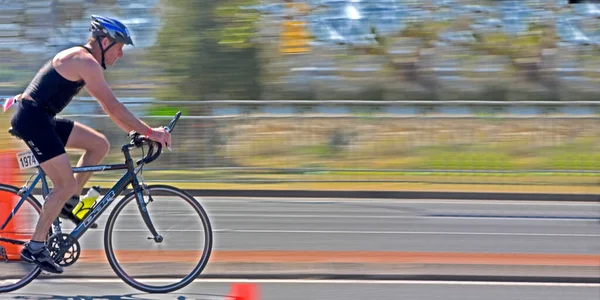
104 185 212 293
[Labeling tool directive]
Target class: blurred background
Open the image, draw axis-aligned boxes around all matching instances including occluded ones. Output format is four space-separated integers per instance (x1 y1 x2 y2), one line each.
0 0 599 193
0 1 599 299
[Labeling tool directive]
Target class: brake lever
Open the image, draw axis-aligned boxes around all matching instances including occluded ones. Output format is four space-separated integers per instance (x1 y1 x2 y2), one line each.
165 111 182 134
158 126 172 152
163 111 180 152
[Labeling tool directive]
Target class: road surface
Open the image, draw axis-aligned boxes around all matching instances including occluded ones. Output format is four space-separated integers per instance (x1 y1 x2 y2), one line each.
66 197 600 254
7 278 600 300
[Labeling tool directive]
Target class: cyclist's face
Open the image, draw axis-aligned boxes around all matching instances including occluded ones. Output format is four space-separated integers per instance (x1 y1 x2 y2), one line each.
104 42 125 66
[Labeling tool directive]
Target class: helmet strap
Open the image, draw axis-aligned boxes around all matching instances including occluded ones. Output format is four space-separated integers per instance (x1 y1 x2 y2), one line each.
96 37 116 70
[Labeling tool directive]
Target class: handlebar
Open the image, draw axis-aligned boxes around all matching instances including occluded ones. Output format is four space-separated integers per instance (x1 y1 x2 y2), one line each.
126 111 182 166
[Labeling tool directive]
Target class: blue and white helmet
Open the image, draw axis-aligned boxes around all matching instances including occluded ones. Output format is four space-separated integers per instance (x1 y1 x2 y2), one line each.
90 15 134 46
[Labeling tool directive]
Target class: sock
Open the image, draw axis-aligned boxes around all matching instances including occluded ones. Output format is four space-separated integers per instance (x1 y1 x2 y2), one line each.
29 240 45 252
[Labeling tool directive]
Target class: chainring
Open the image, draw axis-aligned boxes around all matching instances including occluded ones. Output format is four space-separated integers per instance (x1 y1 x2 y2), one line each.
48 233 81 267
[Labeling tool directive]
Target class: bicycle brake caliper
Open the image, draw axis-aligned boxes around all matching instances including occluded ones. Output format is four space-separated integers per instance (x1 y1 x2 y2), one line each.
142 184 154 204
17 186 27 197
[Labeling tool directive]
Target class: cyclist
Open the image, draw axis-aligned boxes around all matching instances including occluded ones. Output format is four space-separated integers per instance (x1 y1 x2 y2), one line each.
7 15 171 274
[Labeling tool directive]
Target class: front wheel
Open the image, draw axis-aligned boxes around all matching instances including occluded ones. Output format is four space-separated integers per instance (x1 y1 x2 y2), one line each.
104 185 213 293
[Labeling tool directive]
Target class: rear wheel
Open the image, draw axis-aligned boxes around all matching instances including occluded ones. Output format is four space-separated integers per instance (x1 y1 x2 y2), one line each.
0 184 48 293
104 185 213 293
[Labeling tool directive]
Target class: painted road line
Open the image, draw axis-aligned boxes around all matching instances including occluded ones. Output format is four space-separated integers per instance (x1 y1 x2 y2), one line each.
98 212 600 221
31 278 600 287
210 229 600 237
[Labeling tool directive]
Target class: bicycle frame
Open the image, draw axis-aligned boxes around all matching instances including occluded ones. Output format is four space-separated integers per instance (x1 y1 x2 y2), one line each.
0 143 160 244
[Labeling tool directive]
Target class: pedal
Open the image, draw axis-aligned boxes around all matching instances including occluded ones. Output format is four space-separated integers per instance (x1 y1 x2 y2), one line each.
39 270 60 277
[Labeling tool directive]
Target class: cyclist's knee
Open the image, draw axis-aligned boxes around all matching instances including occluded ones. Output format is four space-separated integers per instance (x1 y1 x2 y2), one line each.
98 135 110 157
88 134 110 157
65 178 78 197
52 177 78 200
41 154 76 197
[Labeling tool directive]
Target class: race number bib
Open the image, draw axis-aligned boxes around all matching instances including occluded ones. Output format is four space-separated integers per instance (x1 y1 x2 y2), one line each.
16 150 39 170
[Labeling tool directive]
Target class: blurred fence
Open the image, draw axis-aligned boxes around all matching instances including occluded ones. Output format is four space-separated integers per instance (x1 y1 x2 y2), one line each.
14 99 592 187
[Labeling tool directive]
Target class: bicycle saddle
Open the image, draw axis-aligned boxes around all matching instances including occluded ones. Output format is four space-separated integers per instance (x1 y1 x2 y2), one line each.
8 127 20 139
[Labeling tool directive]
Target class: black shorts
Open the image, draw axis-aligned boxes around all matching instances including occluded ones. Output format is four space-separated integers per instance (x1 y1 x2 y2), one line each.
10 100 74 164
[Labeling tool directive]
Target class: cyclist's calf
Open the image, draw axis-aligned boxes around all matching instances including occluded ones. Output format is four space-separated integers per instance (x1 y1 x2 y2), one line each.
31 154 78 242
40 175 78 214
47 178 78 205
40 153 77 196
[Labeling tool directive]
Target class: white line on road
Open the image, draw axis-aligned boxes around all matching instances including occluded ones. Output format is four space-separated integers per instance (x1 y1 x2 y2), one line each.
32 278 600 287
18 227 600 237
209 229 600 237
110 213 598 222
29 195 600 206
199 197 600 206
14 212 599 223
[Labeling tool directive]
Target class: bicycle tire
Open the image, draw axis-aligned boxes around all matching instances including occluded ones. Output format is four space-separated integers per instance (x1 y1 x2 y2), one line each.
104 184 213 293
0 184 46 293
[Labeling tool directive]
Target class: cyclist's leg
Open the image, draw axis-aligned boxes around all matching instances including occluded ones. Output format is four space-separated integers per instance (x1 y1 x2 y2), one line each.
10 100 76 273
58 120 110 196
20 153 76 274
30 154 78 242
10 102 79 224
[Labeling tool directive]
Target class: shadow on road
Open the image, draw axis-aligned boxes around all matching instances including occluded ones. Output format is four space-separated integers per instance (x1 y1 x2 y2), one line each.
4 293 229 300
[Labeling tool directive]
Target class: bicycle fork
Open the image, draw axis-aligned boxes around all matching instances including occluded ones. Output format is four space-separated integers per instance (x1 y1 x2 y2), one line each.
132 182 163 243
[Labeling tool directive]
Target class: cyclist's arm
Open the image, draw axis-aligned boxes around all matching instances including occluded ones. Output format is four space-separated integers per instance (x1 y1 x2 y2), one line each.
79 59 152 135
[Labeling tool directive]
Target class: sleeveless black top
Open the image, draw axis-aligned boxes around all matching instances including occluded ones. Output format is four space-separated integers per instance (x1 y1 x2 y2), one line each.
23 46 92 116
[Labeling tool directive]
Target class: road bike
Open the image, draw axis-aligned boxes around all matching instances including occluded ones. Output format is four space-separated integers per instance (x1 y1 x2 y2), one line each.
0 112 213 293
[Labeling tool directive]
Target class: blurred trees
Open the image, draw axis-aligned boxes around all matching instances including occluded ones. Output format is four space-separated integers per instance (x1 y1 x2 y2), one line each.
150 0 262 105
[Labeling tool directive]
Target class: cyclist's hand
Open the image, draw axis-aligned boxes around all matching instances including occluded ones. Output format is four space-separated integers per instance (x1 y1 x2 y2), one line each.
147 127 172 149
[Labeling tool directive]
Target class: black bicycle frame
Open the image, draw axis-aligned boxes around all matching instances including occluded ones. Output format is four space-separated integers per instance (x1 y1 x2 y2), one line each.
0 143 160 243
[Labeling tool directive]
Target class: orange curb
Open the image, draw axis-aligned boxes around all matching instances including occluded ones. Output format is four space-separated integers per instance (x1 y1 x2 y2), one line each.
78 250 600 267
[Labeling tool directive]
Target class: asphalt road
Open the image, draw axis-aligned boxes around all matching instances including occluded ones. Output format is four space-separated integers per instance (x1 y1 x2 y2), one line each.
56 197 600 254
3 197 599 298
7 278 600 300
